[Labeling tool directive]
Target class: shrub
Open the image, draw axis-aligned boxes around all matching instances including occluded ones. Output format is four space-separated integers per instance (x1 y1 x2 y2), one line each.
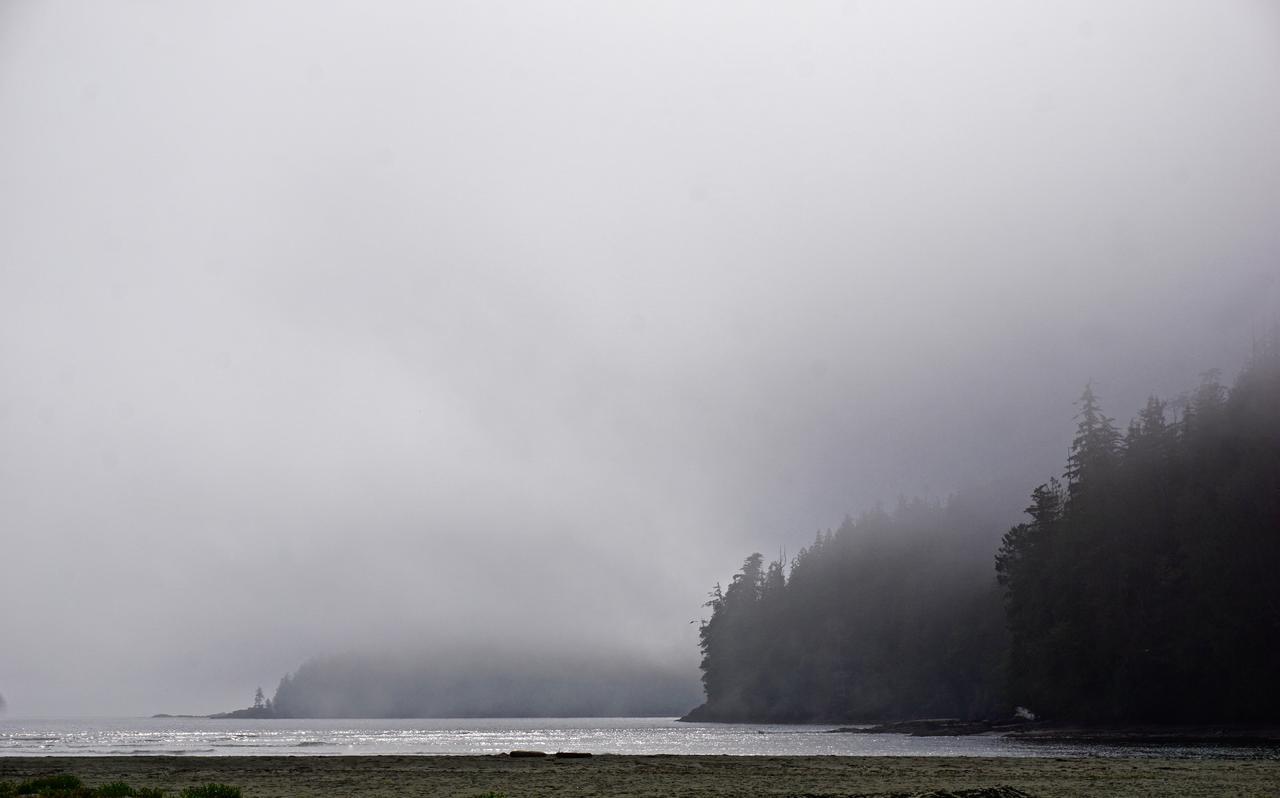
95 784 134 798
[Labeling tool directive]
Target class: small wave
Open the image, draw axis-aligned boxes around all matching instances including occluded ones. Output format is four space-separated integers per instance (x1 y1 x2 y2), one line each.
294 741 331 747
9 736 60 742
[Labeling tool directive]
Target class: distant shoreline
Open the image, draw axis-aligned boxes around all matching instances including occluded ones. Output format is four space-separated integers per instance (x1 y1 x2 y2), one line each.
152 712 690 720
998 724 1280 746
837 720 1280 745
149 712 1280 745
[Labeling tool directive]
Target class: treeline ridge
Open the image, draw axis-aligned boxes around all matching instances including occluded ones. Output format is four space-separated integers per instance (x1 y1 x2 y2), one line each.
689 334 1280 723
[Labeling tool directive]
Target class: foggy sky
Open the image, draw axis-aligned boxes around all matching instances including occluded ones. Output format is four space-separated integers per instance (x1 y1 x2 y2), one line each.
2 1 1278 716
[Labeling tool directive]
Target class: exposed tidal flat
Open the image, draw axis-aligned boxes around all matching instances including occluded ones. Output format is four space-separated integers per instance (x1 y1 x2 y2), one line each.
5 754 1280 798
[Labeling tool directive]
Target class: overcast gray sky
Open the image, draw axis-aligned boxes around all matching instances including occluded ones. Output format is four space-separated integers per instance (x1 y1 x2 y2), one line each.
2 1 1278 716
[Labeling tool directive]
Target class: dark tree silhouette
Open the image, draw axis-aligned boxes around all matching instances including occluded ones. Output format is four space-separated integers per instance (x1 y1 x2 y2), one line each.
995 335 1280 721
689 499 1009 722
694 330 1280 724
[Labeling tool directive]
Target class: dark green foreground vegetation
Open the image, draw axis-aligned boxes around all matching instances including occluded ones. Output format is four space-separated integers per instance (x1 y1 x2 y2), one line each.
0 777 239 798
691 334 1280 724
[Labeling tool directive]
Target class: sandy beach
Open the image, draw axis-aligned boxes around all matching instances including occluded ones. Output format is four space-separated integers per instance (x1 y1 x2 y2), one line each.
4 755 1280 798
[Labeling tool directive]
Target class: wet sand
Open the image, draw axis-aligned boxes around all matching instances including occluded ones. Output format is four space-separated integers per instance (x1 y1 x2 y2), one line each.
4 755 1280 797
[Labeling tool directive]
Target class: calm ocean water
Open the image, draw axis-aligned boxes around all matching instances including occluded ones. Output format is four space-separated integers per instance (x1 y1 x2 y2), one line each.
0 717 1275 758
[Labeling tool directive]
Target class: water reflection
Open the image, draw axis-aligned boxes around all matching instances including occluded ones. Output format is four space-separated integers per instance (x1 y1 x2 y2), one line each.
0 717 1276 759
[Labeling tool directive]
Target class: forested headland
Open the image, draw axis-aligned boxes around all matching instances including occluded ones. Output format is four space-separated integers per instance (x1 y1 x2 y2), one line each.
687 334 1280 724
220 649 701 719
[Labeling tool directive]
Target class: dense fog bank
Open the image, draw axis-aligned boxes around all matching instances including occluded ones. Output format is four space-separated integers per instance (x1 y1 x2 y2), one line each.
246 649 701 718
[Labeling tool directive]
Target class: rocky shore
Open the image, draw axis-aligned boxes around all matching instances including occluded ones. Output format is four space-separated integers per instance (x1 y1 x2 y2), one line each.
829 719 1280 745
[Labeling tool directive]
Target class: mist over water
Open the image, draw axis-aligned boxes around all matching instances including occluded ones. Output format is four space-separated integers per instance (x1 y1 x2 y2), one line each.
1 0 1278 718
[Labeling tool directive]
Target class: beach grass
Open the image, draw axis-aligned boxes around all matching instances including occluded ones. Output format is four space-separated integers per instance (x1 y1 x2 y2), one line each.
0 773 241 798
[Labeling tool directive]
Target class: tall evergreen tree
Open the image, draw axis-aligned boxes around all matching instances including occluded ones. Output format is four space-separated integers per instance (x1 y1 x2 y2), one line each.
1065 383 1122 503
